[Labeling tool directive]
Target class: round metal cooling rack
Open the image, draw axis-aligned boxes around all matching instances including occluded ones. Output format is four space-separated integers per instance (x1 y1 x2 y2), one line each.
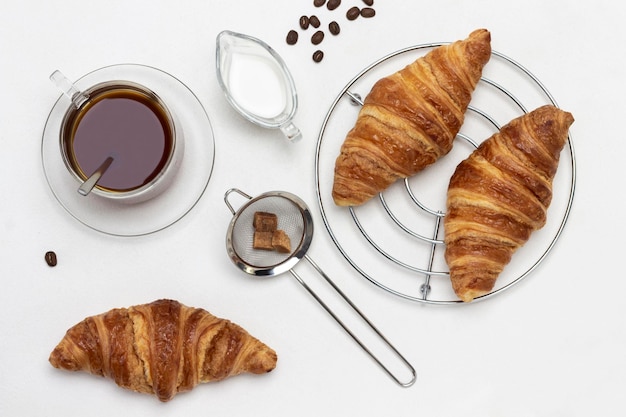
315 43 577 305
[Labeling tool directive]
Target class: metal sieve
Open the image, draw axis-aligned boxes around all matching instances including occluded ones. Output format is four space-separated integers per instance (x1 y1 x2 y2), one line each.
224 188 416 387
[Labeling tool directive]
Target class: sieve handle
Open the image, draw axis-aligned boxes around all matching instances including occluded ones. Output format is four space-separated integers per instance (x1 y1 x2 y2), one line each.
224 188 253 215
290 254 417 388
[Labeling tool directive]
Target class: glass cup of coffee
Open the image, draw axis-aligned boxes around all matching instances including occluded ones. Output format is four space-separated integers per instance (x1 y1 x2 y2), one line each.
52 70 184 203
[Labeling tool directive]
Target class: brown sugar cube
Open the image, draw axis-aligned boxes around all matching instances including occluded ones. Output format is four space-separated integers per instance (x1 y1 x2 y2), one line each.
254 211 278 232
272 230 292 253
253 231 275 251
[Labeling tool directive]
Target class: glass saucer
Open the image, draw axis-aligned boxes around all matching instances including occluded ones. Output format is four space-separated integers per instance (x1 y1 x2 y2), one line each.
42 64 215 237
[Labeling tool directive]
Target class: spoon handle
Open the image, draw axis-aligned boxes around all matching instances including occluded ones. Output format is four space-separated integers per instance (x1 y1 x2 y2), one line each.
78 156 114 196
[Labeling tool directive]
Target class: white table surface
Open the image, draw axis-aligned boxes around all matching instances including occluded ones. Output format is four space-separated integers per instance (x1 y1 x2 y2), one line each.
1 0 624 415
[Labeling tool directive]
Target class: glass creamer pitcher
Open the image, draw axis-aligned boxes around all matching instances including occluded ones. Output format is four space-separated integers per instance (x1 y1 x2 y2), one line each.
216 30 301 142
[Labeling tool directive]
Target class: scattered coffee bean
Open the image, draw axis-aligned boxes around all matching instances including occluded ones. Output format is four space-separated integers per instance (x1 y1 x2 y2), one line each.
346 6 361 20
287 0 377 64
309 15 321 28
311 30 325 45
361 7 376 18
286 30 299 45
299 15 310 30
327 0 341 11
45 251 57 267
312 50 324 63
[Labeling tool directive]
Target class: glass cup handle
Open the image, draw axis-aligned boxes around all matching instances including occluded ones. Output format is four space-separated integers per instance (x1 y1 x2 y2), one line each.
50 70 88 108
280 122 302 142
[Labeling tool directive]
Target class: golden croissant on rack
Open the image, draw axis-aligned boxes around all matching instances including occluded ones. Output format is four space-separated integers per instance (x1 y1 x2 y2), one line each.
332 28 492 206
444 105 574 302
49 299 277 402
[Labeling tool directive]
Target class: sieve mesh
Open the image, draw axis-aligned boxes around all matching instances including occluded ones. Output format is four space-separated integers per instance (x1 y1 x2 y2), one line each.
231 195 306 269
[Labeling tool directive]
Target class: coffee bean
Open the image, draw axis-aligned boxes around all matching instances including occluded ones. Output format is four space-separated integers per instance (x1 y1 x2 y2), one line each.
346 6 360 20
312 50 324 63
45 251 57 267
361 7 376 17
311 30 325 45
299 15 310 30
327 0 341 11
288 0 375 65
309 15 321 28
286 30 299 45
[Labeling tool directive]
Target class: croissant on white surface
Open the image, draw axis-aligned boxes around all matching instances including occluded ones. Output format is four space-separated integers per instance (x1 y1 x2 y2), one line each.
49 299 277 401
444 105 574 302
332 29 492 206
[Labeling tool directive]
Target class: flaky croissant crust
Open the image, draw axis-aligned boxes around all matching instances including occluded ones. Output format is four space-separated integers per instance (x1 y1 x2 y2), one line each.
332 29 492 206
444 105 574 302
49 299 277 401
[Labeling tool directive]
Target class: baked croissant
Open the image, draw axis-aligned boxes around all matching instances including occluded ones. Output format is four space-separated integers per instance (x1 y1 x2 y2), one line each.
49 299 277 401
332 29 492 206
444 105 574 302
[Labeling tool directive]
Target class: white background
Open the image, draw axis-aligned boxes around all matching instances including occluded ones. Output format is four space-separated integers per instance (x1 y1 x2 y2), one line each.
1 0 624 415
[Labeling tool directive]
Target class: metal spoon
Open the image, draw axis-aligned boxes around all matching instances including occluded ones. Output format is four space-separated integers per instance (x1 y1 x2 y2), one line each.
78 156 114 196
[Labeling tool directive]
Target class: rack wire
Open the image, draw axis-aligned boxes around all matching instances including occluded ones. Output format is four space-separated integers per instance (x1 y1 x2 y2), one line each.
315 44 576 304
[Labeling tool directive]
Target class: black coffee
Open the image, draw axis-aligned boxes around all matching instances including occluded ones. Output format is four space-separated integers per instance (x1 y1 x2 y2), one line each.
63 84 174 193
